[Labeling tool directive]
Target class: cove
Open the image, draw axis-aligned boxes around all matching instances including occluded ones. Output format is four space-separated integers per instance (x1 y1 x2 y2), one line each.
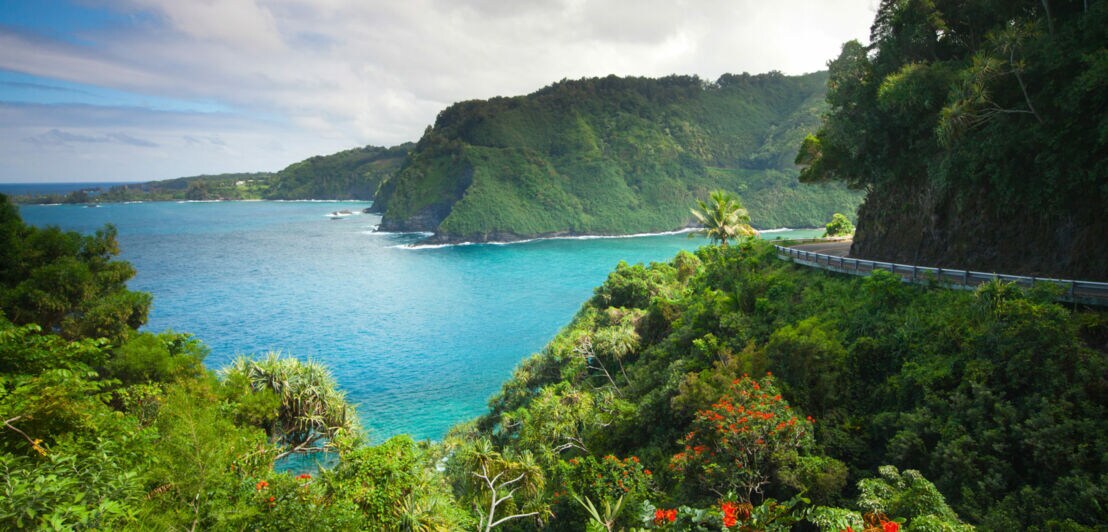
17 200 821 441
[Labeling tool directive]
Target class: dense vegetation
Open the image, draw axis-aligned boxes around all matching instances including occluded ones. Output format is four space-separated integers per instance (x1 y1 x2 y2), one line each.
796 0 1107 280
0 194 468 530
263 143 413 201
13 144 412 204
375 72 862 242
4 3 1105 529
461 239 1106 530
7 189 1103 530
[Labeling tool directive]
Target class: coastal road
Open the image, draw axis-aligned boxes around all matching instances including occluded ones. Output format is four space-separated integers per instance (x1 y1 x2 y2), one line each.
789 240 851 257
778 239 1108 306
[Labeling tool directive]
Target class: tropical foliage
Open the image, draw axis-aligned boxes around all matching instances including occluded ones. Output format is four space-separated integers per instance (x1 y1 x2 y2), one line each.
222 353 356 456
797 0 1107 279
822 213 854 237
0 194 471 530
2 3 1105 528
690 190 757 247
456 237 1105 529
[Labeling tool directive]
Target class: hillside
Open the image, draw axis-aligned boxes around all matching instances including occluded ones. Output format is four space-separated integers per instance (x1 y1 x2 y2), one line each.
17 143 413 204
797 1 1107 280
263 143 413 200
461 241 1107 529
375 72 862 242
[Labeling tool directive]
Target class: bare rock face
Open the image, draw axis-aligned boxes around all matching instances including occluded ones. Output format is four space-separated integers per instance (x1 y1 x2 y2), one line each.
377 202 453 233
851 183 1107 282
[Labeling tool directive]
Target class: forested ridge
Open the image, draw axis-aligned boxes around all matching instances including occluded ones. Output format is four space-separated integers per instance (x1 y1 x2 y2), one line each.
374 72 862 243
14 143 412 204
797 0 1107 280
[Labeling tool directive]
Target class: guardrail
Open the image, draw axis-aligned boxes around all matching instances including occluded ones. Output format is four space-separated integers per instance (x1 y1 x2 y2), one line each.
775 245 1108 306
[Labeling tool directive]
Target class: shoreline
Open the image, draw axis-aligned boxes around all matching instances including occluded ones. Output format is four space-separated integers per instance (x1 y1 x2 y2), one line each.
391 226 825 249
16 198 375 206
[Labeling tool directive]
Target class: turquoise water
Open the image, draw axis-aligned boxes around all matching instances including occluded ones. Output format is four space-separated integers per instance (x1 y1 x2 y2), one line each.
17 201 820 441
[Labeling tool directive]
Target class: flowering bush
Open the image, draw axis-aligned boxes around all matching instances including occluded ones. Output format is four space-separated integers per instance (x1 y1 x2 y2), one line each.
654 507 678 525
639 495 807 530
558 454 653 504
241 473 361 531
670 374 814 500
554 453 654 528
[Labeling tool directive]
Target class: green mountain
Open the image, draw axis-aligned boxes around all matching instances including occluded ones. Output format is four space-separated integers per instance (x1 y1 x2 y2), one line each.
263 143 413 200
18 144 413 204
375 72 862 242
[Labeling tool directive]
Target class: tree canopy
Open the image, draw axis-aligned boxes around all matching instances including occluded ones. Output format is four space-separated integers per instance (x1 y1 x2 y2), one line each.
0 194 150 343
690 190 757 247
796 0 1107 279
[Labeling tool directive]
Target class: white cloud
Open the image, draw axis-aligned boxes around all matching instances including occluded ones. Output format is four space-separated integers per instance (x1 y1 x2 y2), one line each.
0 0 878 182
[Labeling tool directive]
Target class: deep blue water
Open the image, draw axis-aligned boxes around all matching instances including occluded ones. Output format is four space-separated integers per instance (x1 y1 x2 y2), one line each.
17 201 821 441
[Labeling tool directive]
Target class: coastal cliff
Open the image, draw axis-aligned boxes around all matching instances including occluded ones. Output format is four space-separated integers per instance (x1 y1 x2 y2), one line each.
797 2 1107 280
375 72 862 242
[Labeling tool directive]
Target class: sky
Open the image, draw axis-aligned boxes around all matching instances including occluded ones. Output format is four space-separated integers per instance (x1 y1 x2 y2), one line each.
0 0 877 183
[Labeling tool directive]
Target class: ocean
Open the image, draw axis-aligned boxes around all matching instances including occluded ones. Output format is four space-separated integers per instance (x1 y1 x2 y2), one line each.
16 200 822 441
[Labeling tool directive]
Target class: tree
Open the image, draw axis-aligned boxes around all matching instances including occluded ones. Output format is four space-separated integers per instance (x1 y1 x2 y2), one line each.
323 435 471 530
221 353 356 457
822 213 855 237
0 194 150 343
670 374 815 501
690 190 756 248
448 438 548 531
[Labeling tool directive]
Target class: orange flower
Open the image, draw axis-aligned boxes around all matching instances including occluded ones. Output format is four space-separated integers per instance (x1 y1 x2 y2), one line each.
255 480 269 490
721 501 739 528
882 522 900 532
665 508 677 522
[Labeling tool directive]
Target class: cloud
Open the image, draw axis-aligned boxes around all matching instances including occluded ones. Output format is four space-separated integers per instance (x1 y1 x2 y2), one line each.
1 80 92 95
24 128 158 147
0 102 354 182
0 0 879 182
182 135 227 147
124 0 284 51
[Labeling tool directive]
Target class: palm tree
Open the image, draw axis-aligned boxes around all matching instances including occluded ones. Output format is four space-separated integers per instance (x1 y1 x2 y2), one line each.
690 190 756 247
222 352 357 456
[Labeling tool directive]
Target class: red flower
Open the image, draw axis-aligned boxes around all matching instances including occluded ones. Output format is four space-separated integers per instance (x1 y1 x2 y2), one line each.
644 469 652 475
296 473 312 480
721 501 739 528
882 522 900 532
665 508 677 522
255 480 269 490
268 496 275 503
654 509 666 525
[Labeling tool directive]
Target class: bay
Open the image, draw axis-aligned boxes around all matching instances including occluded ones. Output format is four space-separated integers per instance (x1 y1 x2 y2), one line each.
17 200 822 441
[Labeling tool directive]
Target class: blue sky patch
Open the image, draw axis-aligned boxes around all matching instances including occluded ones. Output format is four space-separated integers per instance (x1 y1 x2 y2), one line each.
0 70 231 114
